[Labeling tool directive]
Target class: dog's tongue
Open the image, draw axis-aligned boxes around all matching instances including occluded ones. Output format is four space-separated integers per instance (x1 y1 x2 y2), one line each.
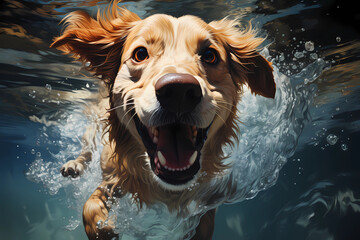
156 124 194 169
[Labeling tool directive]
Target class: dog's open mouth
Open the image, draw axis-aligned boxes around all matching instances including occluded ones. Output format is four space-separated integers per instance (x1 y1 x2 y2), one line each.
134 115 210 185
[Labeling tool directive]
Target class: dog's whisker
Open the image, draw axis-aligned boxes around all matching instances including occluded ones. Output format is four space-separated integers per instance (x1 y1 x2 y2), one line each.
107 105 125 112
214 111 228 126
219 105 237 116
210 102 237 116
215 99 234 106
107 101 134 112
215 101 236 111
125 109 138 130
121 106 136 123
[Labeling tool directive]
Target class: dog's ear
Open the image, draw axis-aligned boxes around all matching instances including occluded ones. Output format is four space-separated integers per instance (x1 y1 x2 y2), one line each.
51 3 140 83
210 19 276 98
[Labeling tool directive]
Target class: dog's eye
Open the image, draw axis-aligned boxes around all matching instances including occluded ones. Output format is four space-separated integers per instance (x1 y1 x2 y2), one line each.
201 48 219 65
132 47 149 62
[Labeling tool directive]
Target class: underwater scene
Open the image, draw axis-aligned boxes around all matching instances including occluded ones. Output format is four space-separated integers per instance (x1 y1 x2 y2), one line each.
0 0 359 239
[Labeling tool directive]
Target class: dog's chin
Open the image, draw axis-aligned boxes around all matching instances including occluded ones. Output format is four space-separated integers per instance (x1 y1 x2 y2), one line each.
133 113 211 191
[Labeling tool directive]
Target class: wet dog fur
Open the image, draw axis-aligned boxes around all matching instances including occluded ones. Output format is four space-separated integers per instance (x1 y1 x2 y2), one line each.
51 1 275 239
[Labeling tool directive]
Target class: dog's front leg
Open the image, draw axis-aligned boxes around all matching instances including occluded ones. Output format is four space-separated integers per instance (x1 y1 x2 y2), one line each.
60 123 96 178
191 209 216 240
83 185 118 240
61 99 108 178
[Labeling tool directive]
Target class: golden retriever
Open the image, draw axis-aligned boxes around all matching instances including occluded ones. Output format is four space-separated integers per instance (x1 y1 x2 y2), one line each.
51 1 275 239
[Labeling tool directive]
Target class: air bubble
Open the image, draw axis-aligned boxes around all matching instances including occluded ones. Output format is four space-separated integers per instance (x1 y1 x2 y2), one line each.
341 143 348 151
336 36 341 42
305 41 314 51
45 84 52 91
310 53 318 60
294 51 304 59
326 134 338 145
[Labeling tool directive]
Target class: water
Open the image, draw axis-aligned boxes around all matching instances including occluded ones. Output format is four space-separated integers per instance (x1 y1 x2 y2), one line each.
1 0 359 239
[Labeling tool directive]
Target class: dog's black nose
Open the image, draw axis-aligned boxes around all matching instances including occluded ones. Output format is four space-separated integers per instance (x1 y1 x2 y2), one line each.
155 73 202 114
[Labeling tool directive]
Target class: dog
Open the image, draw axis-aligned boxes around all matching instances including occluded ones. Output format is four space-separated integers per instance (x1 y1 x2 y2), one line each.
51 1 275 239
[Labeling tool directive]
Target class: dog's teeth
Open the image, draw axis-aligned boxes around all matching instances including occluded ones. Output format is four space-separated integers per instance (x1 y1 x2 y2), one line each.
189 151 197 165
157 151 166 166
153 136 158 144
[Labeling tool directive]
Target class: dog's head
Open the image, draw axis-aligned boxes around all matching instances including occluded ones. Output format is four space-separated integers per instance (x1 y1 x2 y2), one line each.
51 3 275 192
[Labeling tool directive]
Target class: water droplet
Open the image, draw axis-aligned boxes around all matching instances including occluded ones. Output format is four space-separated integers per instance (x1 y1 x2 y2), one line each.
86 83 90 88
96 220 104 229
326 134 338 145
31 149 35 154
341 143 348 151
305 41 314 51
45 84 52 91
301 28 305 32
310 53 318 60
294 51 304 58
336 36 341 42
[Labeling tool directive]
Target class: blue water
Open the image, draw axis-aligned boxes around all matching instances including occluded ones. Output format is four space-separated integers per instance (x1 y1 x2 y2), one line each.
1 0 359 239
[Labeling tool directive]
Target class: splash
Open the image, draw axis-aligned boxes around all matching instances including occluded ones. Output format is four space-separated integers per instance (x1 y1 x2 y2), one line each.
25 52 327 239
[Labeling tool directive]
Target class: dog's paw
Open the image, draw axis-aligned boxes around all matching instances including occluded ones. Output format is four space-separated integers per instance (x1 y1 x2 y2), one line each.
60 160 85 178
84 190 118 240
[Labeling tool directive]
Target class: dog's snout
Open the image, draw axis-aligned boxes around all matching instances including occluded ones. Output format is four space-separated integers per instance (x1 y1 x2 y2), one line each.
155 73 202 114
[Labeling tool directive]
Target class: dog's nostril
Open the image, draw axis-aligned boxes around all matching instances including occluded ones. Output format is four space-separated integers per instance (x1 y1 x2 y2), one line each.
156 86 173 99
186 87 202 99
155 73 202 114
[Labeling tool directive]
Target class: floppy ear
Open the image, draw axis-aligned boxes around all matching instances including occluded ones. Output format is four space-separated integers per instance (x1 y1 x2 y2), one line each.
50 3 140 84
210 19 276 98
